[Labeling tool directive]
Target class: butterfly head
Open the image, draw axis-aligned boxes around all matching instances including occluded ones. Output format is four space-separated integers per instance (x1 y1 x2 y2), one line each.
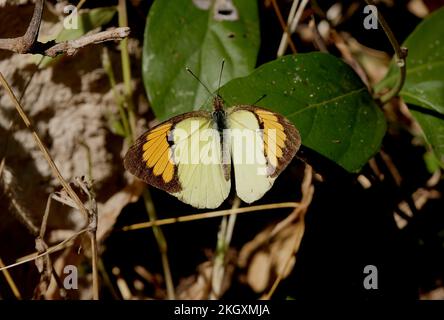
212 97 227 131
213 95 224 111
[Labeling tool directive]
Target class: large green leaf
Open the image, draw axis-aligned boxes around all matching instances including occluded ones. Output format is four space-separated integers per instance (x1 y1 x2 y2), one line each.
143 0 260 120
219 53 387 172
376 7 444 164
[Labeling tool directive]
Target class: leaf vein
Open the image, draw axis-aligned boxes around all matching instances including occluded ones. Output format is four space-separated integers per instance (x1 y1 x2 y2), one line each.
286 87 367 118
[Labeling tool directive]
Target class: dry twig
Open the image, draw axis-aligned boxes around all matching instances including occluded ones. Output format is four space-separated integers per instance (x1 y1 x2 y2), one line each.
0 74 99 299
277 0 309 57
122 202 300 231
38 28 131 57
0 0 130 57
0 159 22 299
269 0 297 54
0 228 89 272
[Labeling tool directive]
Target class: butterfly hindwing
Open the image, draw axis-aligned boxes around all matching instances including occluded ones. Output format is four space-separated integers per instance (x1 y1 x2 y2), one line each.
124 111 231 209
227 105 301 204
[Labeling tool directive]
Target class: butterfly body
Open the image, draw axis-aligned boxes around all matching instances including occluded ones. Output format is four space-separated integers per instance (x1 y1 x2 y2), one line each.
212 109 228 135
124 97 301 209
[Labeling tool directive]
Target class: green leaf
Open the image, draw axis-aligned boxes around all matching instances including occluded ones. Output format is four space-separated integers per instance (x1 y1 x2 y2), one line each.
424 150 442 173
412 111 444 167
143 0 260 121
376 7 444 164
110 119 127 137
40 7 117 67
220 53 387 172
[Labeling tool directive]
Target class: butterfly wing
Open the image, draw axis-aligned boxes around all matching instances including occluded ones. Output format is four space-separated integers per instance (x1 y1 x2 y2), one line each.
227 106 301 203
124 111 231 209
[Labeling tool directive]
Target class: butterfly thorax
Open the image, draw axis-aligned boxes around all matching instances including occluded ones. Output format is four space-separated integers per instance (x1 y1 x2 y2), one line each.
213 95 224 111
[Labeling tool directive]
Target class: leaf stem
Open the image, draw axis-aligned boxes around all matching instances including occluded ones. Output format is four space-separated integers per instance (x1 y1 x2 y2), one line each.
102 48 131 138
118 0 137 142
365 0 408 103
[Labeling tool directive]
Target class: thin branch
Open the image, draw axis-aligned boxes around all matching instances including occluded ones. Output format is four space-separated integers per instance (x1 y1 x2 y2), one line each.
270 0 297 54
118 0 137 142
0 74 100 299
35 197 53 285
122 202 300 231
0 159 22 299
37 28 131 58
364 0 408 103
331 30 371 88
0 0 130 57
90 231 99 300
277 0 309 57
35 195 68 298
75 176 99 300
0 228 89 272
0 258 22 299
0 0 44 53
309 15 328 53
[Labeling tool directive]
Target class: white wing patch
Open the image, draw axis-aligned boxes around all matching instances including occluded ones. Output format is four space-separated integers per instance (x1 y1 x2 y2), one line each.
227 109 276 204
171 117 231 209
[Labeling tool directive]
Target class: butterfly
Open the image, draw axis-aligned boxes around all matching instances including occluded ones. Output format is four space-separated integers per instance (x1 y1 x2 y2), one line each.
124 93 301 209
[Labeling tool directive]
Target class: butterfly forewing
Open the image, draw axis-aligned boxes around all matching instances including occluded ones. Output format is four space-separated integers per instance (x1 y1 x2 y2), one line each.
124 111 231 209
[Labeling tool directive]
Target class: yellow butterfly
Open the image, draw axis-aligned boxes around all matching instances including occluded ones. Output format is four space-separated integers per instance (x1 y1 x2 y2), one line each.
124 82 301 209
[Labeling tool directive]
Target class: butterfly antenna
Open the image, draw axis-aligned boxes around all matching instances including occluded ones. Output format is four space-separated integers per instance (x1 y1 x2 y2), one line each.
216 59 225 98
186 67 213 96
